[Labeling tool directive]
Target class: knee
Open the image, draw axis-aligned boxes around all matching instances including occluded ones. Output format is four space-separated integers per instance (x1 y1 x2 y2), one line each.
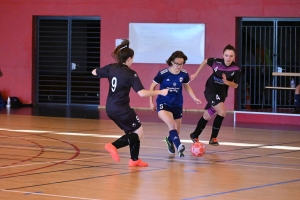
134 127 144 139
217 110 226 117
203 111 211 120
217 109 226 117
166 121 177 130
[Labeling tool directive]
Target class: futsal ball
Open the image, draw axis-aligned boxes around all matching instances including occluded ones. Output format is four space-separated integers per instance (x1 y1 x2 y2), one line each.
190 142 206 157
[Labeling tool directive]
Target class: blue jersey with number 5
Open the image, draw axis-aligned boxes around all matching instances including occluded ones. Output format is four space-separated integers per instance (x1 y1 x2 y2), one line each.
153 68 190 107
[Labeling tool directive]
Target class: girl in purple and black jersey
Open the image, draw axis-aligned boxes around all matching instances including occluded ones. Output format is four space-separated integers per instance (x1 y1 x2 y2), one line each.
190 44 241 146
92 40 168 167
150 51 201 157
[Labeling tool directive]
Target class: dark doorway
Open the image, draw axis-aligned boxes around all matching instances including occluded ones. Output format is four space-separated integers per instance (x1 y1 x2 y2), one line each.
34 17 101 105
237 18 300 110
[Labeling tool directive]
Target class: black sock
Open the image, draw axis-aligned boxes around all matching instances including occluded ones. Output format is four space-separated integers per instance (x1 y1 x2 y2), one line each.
112 132 139 148
128 133 140 161
192 116 208 137
112 134 130 149
112 133 140 160
211 115 224 139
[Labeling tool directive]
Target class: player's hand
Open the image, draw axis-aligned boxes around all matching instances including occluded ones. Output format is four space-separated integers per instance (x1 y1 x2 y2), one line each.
150 102 156 111
161 88 169 96
194 98 202 105
190 74 197 81
222 73 227 80
92 69 97 76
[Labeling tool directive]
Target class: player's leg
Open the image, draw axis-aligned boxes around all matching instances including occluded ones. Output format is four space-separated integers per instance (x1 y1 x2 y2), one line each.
157 104 176 154
104 114 125 162
173 108 185 157
190 92 216 142
190 107 214 143
175 118 182 134
209 102 226 146
127 126 148 167
105 110 143 164
158 110 185 157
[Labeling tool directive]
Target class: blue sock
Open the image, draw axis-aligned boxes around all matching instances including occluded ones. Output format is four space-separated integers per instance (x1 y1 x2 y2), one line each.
295 94 300 107
169 129 181 149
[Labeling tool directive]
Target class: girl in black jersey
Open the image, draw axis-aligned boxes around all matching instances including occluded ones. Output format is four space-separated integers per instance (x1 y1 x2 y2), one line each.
92 40 168 167
190 44 241 146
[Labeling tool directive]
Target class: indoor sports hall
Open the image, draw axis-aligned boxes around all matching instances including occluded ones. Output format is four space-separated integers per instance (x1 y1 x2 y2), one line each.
1 0 300 199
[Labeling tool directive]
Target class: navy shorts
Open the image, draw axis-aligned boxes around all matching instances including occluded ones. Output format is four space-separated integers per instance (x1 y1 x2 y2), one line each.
107 108 141 134
157 103 182 119
204 90 226 110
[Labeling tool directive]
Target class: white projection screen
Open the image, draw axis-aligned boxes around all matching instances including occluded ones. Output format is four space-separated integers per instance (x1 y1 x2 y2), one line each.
129 23 205 64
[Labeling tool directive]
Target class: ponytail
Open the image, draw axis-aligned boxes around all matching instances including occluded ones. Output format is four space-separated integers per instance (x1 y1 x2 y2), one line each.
111 39 134 64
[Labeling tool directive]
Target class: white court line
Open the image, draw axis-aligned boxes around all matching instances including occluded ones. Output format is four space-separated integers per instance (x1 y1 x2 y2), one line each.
0 128 121 138
1 128 300 151
0 188 101 200
181 140 300 151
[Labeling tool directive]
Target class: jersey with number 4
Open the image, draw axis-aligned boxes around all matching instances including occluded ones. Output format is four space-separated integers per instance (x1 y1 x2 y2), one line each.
95 63 144 115
205 58 241 98
153 68 190 107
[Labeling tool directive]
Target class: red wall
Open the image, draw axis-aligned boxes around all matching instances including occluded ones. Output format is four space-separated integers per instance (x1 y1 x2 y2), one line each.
1 0 300 110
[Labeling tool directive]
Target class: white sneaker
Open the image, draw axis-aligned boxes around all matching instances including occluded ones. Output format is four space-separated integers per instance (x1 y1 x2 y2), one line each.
177 144 185 157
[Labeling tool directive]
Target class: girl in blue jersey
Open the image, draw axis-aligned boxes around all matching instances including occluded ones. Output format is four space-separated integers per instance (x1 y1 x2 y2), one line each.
150 51 201 157
92 40 168 167
190 44 241 146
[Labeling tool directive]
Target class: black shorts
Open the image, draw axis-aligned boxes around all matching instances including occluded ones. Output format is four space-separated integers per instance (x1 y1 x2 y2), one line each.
204 90 226 110
157 103 182 119
107 108 141 134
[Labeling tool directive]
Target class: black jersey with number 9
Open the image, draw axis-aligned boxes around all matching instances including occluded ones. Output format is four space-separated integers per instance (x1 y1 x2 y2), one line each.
95 63 144 115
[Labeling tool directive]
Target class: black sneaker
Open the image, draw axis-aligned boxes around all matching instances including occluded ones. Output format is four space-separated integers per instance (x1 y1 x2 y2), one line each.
190 133 198 143
177 144 185 157
209 138 219 146
164 136 175 154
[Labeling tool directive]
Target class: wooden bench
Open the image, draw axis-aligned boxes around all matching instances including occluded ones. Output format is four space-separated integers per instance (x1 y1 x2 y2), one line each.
263 72 300 109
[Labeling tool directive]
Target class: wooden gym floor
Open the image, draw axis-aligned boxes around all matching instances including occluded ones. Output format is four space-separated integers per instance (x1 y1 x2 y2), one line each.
0 106 299 200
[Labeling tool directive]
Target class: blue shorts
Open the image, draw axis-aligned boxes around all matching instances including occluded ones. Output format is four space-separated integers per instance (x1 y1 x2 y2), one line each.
157 103 182 119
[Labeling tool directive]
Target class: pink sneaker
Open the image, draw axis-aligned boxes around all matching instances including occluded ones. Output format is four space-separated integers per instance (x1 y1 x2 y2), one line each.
128 159 148 167
105 143 120 162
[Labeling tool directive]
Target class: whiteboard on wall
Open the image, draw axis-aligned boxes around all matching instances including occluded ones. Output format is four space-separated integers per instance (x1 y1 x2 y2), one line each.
129 23 205 64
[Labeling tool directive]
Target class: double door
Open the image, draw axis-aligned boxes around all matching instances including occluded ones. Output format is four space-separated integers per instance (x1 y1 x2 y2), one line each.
35 17 101 105
238 18 300 109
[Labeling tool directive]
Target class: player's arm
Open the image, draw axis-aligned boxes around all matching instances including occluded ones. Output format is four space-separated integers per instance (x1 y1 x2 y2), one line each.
137 88 168 97
91 64 110 78
183 84 202 104
149 82 159 111
91 69 97 76
222 72 239 88
191 59 208 81
133 75 168 98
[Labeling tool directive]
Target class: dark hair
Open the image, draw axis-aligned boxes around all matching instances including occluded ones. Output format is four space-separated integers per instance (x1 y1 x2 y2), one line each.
223 44 236 54
166 51 188 66
111 39 134 64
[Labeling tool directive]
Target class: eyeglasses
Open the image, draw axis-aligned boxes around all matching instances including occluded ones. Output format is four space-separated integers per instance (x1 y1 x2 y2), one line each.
172 61 184 67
